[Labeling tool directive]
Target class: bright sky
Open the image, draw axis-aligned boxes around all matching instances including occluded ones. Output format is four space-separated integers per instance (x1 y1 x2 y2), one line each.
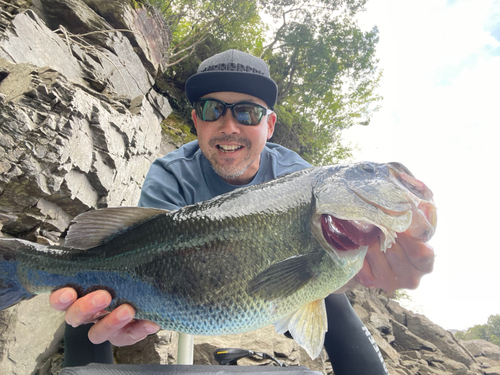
343 0 500 330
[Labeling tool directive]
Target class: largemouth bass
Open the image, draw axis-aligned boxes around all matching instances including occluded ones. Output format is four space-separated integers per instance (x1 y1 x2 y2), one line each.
0 162 436 358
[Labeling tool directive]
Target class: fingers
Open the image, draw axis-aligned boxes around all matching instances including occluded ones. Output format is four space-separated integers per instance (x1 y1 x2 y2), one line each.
356 241 403 293
107 319 161 347
49 288 160 346
87 304 135 344
384 240 426 290
49 287 78 311
356 235 432 293
63 290 113 327
397 232 435 274
88 305 160 346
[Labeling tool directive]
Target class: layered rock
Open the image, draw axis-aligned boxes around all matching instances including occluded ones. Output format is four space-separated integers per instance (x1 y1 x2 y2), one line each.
348 289 483 375
0 0 171 240
462 340 500 375
0 0 171 373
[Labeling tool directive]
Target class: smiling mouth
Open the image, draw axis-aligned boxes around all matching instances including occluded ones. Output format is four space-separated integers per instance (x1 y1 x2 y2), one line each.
217 145 243 153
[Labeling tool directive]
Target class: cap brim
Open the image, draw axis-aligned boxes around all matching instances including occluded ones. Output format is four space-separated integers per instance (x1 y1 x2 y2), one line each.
185 72 278 109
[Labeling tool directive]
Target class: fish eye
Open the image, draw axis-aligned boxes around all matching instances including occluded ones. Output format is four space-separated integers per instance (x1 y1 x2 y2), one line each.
359 163 376 173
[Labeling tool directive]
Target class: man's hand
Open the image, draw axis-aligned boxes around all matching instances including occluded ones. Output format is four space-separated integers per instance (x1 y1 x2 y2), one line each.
355 230 435 293
49 288 160 346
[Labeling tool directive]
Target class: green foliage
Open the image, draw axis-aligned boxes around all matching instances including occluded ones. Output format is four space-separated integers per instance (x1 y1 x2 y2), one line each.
154 0 382 164
148 0 264 67
391 290 413 303
161 113 197 145
455 315 500 346
260 0 381 164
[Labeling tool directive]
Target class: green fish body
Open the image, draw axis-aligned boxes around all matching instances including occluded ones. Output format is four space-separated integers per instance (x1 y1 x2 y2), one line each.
0 162 436 358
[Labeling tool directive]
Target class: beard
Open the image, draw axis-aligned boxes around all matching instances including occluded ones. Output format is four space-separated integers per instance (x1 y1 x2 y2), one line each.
206 135 255 180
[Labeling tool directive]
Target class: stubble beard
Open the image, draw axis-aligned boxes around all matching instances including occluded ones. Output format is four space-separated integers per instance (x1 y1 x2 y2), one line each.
207 136 254 180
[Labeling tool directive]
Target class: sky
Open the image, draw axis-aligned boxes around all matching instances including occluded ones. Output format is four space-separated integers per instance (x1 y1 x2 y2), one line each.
343 0 500 330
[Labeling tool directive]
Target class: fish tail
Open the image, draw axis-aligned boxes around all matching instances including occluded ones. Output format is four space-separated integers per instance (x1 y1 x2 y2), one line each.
0 238 35 310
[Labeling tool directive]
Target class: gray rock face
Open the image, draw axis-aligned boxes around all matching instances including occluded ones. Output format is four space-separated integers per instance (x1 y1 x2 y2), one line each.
347 289 485 375
462 339 500 374
0 0 171 373
0 295 66 375
0 0 171 239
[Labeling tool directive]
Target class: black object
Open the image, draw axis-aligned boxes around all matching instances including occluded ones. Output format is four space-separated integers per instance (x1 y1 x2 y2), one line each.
324 293 388 375
63 323 113 368
214 348 286 367
59 364 322 375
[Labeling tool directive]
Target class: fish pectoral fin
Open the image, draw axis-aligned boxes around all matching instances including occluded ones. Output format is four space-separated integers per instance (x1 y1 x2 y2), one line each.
65 207 169 250
247 252 322 299
274 299 328 359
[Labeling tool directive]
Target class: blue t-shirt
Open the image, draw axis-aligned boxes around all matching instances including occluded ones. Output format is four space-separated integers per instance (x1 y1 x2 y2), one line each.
138 141 311 210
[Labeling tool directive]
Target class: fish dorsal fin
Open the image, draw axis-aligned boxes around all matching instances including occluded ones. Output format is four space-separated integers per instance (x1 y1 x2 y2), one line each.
247 252 323 299
274 299 328 359
65 207 169 250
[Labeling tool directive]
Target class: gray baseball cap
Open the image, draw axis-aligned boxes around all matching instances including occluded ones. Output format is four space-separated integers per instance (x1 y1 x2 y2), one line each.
185 49 278 109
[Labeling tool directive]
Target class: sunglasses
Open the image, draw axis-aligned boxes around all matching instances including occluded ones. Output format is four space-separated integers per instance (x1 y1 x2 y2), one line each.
194 98 273 126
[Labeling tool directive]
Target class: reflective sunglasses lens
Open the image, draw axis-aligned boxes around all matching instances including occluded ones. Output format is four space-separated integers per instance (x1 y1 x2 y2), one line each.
234 104 265 125
200 100 224 121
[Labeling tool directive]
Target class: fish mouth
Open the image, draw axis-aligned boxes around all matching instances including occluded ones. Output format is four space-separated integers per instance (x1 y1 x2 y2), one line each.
320 214 381 252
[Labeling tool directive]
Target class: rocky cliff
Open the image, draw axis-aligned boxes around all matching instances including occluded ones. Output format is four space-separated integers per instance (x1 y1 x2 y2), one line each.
0 0 498 374
0 0 172 372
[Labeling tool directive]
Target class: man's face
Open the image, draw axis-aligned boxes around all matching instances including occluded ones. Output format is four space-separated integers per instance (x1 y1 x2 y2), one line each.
192 92 276 185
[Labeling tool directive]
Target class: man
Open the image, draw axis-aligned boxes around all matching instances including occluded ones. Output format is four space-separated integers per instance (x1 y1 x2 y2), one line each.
50 50 435 373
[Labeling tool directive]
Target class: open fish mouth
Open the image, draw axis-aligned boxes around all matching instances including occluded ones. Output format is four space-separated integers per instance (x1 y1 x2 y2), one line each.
321 215 381 252
312 161 437 259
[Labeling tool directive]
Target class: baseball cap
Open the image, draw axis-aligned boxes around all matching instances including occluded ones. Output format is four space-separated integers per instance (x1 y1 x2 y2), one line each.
185 49 278 109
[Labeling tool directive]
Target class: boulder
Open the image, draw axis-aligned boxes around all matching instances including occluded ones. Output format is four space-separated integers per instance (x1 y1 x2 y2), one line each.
461 339 500 370
405 312 476 367
0 295 66 374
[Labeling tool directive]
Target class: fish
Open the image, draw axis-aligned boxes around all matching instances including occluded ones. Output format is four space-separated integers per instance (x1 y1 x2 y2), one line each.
0 162 437 359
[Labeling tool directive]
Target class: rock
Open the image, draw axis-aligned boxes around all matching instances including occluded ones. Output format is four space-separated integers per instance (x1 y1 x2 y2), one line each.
0 3 171 236
0 295 66 375
484 367 500 375
80 0 170 77
461 339 500 371
347 289 486 375
114 331 178 365
0 0 172 373
461 339 500 362
369 311 393 335
406 312 476 368
0 57 163 234
392 319 438 352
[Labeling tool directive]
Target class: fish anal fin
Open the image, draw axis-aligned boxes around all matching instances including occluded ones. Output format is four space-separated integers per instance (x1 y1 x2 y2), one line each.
274 299 328 359
65 207 169 250
247 253 322 300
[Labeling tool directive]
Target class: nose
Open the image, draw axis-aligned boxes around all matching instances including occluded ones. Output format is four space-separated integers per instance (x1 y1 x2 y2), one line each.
218 109 241 134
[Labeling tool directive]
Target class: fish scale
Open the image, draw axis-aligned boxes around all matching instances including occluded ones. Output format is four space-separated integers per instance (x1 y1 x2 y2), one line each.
0 162 437 359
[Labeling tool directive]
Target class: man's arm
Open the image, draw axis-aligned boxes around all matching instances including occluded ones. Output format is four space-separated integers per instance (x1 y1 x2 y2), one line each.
324 293 388 375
